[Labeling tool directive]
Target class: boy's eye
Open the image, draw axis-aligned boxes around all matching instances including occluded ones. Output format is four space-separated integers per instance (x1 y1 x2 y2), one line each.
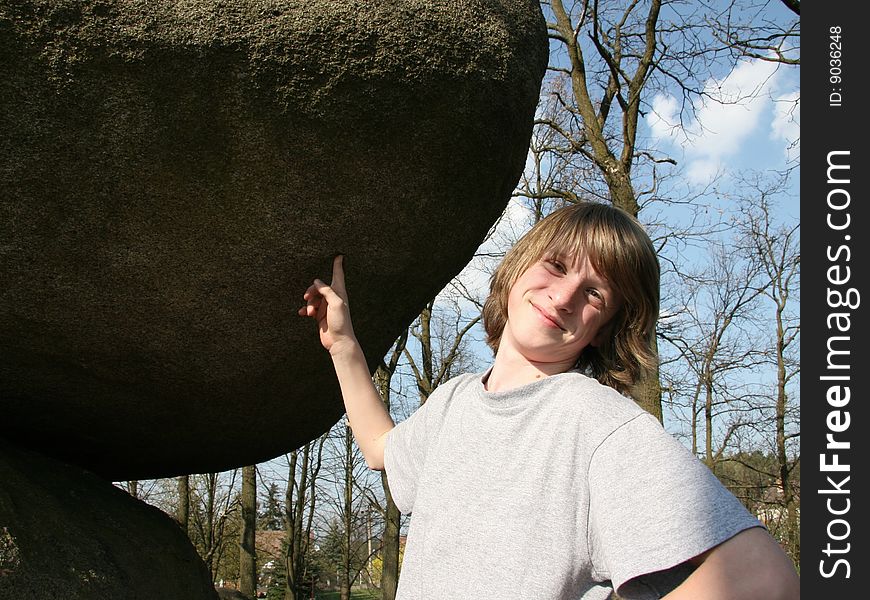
545 258 566 273
587 288 605 305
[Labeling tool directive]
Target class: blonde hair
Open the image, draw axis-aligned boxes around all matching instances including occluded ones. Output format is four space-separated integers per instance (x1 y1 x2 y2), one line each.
482 202 660 394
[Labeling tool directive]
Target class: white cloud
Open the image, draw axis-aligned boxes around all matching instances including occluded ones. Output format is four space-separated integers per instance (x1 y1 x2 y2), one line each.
693 59 779 156
685 158 723 185
648 94 686 143
646 57 790 183
771 91 800 161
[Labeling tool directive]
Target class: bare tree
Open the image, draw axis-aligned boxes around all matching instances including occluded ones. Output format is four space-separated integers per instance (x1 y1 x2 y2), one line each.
404 298 481 405
281 435 326 600
188 470 240 581
544 0 662 213
116 478 166 503
704 0 800 66
373 332 408 600
125 480 139 499
311 416 382 599
735 177 800 564
240 465 257 597
658 172 800 565
661 238 768 467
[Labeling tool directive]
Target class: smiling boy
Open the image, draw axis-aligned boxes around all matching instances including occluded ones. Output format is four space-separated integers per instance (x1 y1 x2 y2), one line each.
299 202 799 599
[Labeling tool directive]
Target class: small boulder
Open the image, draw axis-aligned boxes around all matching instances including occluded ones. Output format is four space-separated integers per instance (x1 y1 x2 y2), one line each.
0 437 218 600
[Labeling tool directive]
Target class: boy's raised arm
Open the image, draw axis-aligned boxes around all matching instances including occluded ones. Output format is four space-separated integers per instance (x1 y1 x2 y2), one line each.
662 527 800 600
298 255 394 470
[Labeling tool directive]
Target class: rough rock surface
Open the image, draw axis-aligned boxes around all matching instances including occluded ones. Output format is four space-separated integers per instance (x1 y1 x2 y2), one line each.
0 438 219 600
0 0 547 479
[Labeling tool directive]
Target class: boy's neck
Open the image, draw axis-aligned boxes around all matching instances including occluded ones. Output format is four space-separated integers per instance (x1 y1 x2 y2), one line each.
485 349 577 392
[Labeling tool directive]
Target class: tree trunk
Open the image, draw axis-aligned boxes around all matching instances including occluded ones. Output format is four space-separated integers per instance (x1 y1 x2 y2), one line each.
284 450 300 600
380 471 401 600
240 465 257 598
374 333 407 599
776 297 799 563
205 476 216 576
629 335 663 422
177 475 190 534
704 379 714 468
340 424 353 600
614 197 662 422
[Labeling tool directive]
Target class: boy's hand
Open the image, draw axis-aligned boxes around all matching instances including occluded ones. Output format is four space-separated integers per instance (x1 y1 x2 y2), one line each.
298 255 358 356
298 255 393 471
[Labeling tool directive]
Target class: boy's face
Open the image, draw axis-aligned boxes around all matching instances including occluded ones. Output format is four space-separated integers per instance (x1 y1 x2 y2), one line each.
501 253 622 367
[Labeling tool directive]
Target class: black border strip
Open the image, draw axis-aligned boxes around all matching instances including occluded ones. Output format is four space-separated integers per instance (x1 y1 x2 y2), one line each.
802 2 864 595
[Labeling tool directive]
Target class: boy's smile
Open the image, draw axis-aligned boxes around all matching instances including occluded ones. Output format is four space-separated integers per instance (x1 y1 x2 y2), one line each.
529 301 567 330
499 254 621 370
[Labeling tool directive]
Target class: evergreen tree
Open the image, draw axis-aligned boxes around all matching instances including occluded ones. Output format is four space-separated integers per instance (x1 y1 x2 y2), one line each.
258 482 284 531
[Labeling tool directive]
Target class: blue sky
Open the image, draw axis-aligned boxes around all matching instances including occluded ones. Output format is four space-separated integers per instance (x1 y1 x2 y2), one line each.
646 55 800 190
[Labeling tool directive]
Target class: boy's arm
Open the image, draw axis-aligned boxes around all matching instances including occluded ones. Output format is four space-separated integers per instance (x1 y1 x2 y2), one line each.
662 527 799 600
329 341 394 471
298 255 394 470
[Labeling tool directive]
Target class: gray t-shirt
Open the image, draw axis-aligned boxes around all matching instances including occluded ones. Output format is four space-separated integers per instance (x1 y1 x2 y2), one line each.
384 369 761 599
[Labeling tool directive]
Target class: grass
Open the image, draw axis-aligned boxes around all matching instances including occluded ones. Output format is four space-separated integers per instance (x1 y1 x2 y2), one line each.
314 590 382 600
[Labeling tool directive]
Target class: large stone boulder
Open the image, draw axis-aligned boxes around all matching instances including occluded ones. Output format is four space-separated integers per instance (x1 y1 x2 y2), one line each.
0 438 219 600
0 0 547 480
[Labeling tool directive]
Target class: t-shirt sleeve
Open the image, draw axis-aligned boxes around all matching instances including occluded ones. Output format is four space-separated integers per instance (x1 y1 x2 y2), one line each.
383 386 445 515
586 413 763 599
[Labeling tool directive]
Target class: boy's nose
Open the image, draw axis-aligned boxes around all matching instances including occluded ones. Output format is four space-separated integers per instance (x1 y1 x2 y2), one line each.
550 282 582 312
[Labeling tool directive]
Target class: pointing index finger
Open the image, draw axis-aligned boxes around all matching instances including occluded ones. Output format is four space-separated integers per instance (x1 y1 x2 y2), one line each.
330 254 347 295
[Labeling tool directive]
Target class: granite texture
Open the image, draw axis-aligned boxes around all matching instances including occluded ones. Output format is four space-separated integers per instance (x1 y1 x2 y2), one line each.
0 438 219 600
0 0 547 479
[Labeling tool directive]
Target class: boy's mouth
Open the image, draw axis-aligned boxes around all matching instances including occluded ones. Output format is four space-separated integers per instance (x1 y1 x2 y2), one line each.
531 302 566 331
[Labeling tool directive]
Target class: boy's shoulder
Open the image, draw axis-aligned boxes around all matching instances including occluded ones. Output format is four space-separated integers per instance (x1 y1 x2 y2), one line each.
545 370 650 421
537 372 668 459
